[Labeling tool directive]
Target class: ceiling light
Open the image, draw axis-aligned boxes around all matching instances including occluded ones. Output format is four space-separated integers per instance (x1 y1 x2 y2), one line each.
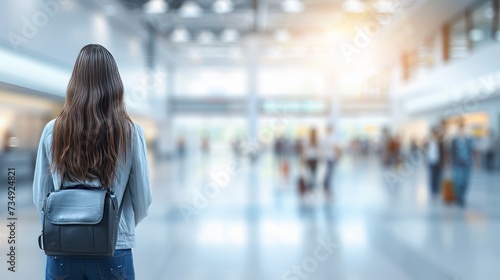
197 30 215 44
281 0 304 14
221 28 239 42
144 0 168 14
179 1 203 18
469 29 484 42
170 27 190 43
484 7 494 19
342 0 366 13
212 0 234 14
274 29 291 42
372 0 393 14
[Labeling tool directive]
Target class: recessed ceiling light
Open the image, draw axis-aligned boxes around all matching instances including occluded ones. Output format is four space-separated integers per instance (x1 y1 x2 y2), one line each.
372 0 394 14
179 1 203 18
144 0 168 14
281 0 304 14
469 29 484 42
343 0 366 13
212 0 234 14
484 7 494 19
171 27 190 43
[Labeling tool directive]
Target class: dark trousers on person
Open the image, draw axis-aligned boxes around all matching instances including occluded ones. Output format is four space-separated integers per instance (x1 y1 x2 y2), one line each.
452 166 471 207
307 159 318 190
46 249 134 280
428 163 442 197
323 159 336 192
485 151 494 171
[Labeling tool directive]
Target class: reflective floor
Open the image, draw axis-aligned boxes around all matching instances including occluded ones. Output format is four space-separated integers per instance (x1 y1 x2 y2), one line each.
1 152 499 280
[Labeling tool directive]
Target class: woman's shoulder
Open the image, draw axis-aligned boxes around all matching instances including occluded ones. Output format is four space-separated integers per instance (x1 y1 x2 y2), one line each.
130 122 145 135
131 121 143 131
46 118 56 127
42 119 144 138
129 122 146 143
41 119 57 137
43 119 143 137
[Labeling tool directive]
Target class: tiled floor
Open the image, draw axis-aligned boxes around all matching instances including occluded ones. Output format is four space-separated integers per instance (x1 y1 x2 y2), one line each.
1 152 499 280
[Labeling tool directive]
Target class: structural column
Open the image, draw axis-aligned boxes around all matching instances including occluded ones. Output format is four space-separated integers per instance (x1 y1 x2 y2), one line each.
246 35 259 150
156 65 175 158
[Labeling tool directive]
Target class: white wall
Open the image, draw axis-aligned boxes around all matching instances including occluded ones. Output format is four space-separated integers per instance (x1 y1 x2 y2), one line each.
396 42 500 134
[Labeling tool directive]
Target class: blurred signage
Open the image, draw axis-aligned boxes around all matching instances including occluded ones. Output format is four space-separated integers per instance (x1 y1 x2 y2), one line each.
171 98 329 115
170 97 245 114
261 100 328 114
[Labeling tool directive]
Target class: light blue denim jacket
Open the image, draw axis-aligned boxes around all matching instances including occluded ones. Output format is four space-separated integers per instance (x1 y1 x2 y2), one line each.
33 119 153 249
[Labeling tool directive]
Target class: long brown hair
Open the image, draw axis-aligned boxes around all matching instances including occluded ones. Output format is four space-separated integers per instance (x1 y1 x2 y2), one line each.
51 44 132 188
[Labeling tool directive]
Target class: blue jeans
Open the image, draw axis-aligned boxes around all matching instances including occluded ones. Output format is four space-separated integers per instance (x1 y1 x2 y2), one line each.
428 163 442 197
452 166 471 206
323 160 337 191
46 249 134 280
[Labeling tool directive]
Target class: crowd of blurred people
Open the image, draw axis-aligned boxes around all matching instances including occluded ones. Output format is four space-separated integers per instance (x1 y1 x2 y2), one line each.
171 118 498 208
379 118 499 208
267 125 344 201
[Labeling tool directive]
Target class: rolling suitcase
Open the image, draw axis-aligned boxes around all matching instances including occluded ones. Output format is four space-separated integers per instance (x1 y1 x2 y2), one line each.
442 178 454 204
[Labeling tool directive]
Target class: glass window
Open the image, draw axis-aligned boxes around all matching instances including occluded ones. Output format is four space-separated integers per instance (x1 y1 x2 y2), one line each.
410 37 437 79
420 38 437 69
471 0 495 49
450 16 471 59
174 67 247 96
258 67 325 97
495 0 500 40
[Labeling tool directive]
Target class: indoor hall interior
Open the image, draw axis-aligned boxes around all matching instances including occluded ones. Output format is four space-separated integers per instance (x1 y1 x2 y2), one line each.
2 0 500 279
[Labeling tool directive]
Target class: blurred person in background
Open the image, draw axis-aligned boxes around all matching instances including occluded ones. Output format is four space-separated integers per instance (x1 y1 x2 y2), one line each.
451 119 474 208
294 136 305 158
426 127 445 199
476 132 486 169
273 134 284 159
361 137 370 158
322 125 341 198
351 137 361 159
480 129 495 171
409 137 420 158
177 134 186 158
200 133 210 155
280 135 292 179
273 134 286 176
388 134 401 168
495 132 500 171
303 127 320 192
381 127 391 166
33 44 152 280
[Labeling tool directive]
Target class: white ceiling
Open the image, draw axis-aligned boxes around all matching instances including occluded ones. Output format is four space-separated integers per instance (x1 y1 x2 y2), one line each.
0 0 483 105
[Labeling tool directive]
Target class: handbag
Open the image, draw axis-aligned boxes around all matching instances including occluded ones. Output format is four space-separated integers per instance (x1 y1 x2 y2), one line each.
38 185 124 257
